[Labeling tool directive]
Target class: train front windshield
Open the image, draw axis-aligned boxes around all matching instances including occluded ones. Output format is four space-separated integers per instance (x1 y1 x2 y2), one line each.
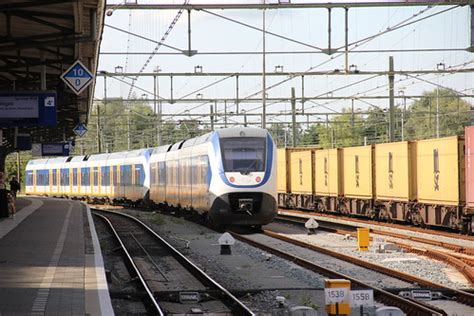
220 137 266 173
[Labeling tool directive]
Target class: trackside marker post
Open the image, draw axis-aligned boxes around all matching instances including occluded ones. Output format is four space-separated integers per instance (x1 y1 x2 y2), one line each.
218 232 235 255
305 218 319 235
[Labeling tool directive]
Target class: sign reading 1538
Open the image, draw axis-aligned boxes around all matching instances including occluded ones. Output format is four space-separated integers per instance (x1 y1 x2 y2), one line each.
324 287 349 304
61 60 94 95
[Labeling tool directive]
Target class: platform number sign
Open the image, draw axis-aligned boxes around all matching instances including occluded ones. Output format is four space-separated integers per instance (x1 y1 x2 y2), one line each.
61 60 94 95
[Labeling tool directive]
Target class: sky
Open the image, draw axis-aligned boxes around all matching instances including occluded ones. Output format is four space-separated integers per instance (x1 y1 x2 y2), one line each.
95 1 474 128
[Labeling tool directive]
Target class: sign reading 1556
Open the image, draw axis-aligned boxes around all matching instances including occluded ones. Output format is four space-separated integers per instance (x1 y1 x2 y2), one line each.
61 60 94 95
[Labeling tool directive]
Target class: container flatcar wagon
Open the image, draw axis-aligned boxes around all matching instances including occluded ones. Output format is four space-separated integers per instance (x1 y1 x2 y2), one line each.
278 127 474 233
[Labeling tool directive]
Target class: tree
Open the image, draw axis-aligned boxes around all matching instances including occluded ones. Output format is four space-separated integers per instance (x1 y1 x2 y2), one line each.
315 108 364 148
300 124 320 146
405 88 471 139
267 123 288 147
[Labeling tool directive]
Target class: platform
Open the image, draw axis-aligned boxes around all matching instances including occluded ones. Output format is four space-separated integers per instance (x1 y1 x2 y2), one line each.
0 196 113 315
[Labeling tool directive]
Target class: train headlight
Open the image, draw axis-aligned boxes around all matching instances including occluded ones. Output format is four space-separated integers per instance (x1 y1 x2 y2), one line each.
229 176 235 183
255 176 261 182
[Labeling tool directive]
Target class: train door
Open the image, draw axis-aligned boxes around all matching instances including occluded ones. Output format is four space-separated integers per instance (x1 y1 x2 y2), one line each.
49 169 53 194
69 169 73 194
72 168 78 195
131 164 136 201
77 168 81 195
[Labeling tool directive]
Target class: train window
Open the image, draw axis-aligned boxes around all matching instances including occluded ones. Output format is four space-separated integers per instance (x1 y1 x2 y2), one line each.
388 152 393 173
60 168 69 186
134 164 143 186
52 169 57 186
113 166 118 185
121 165 132 186
81 168 90 186
41 170 49 186
93 167 98 186
220 137 266 173
26 171 33 186
355 155 359 174
72 169 78 186
433 149 439 173
101 167 109 186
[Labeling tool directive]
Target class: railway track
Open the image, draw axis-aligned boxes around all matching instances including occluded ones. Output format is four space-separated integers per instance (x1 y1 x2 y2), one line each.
279 209 474 242
92 209 254 315
262 217 474 310
227 230 448 316
277 211 474 283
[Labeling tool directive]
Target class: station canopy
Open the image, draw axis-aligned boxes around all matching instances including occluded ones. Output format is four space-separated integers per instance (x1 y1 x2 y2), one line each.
0 0 105 152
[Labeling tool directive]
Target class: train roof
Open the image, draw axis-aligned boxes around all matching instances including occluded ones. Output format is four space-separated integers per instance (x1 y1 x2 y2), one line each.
214 127 268 138
152 144 171 154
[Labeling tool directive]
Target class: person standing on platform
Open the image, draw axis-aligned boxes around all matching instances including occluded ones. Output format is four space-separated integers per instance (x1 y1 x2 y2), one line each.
0 172 9 218
9 176 20 199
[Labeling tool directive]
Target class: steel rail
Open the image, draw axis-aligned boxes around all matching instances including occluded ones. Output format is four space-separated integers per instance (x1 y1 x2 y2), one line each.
96 209 255 316
276 214 474 256
263 227 474 305
92 212 165 316
272 217 474 298
279 209 474 242
229 231 446 316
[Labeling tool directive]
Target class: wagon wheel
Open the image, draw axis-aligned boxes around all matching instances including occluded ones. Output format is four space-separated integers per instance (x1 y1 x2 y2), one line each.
378 206 393 223
445 211 459 230
337 203 348 215
316 201 326 213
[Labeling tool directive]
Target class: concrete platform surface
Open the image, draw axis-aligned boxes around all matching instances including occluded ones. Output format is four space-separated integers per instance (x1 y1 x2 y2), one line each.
0 196 113 315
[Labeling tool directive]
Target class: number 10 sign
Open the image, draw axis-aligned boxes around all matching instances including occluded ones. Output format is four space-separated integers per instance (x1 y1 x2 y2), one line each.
61 60 94 95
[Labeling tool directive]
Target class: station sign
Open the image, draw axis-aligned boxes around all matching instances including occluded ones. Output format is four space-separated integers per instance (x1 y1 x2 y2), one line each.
61 60 94 95
0 91 57 127
32 142 71 157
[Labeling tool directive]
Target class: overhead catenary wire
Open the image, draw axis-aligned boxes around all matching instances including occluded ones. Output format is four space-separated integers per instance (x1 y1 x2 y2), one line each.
100 4 472 134
126 0 190 99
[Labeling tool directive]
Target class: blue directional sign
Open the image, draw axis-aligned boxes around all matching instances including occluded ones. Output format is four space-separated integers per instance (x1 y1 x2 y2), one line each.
0 91 57 127
73 123 88 137
61 60 94 95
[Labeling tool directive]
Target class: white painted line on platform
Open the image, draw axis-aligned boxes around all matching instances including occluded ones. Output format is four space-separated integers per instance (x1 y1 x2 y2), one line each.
31 202 73 315
85 203 114 316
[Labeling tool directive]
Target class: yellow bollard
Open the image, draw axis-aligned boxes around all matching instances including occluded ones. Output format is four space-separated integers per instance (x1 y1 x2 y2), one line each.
324 279 351 315
357 228 370 251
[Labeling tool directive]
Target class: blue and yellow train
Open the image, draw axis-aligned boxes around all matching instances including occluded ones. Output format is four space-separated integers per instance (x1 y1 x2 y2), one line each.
25 127 277 226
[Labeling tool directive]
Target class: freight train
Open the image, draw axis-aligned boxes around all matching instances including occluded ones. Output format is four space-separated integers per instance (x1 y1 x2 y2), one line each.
24 127 277 227
277 126 474 234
